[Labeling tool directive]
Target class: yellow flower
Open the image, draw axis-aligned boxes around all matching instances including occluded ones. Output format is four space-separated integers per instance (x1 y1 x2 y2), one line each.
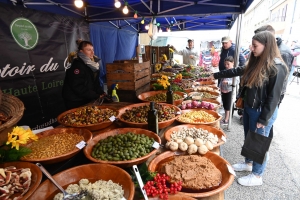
157 75 170 89
6 127 38 150
155 64 162 72
169 48 174 53
176 73 182 80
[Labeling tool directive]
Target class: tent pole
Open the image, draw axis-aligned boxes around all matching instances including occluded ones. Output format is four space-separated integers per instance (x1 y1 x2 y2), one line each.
226 14 243 130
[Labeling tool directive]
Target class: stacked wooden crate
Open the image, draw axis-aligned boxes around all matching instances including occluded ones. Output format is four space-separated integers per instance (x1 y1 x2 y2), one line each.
106 60 151 102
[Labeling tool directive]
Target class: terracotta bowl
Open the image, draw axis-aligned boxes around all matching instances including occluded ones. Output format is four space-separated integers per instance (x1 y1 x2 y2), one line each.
84 128 161 168
164 124 226 148
176 109 222 127
117 103 181 129
180 99 221 111
148 151 234 198
194 80 217 86
193 85 220 94
20 128 93 165
29 163 135 200
138 90 186 106
0 161 42 200
57 105 119 131
188 91 220 100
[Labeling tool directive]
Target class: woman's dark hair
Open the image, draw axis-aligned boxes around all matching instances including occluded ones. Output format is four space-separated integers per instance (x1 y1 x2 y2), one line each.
78 41 93 51
224 56 234 63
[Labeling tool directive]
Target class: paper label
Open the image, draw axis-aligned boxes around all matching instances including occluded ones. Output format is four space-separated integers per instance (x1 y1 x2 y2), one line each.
221 135 227 142
152 141 160 149
76 141 86 149
183 94 188 98
176 111 181 115
121 198 126 200
109 116 116 122
227 164 236 176
192 85 195 88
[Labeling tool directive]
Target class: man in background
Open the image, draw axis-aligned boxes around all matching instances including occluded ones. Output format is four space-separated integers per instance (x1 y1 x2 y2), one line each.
219 36 246 72
170 39 199 65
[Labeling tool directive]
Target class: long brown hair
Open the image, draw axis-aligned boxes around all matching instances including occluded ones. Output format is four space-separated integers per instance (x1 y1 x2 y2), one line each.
241 31 284 88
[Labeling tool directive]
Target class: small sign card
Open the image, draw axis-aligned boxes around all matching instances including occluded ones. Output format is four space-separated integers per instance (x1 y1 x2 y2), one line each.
221 135 227 142
227 164 236 176
109 116 116 122
76 141 86 149
152 141 160 149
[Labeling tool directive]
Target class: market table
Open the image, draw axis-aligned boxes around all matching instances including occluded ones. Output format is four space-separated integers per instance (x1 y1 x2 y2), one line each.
49 102 225 200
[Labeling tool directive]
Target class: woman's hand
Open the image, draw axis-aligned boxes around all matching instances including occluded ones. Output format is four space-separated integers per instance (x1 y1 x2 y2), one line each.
208 74 215 80
256 122 265 129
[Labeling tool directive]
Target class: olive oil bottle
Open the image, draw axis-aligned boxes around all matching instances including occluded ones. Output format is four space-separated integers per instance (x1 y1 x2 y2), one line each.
148 102 159 134
166 85 174 105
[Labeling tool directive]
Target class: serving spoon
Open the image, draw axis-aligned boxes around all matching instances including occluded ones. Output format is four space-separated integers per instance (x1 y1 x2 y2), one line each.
36 163 92 200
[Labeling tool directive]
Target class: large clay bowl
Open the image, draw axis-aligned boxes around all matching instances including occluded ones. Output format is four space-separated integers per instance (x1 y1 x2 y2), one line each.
148 151 234 198
164 124 226 148
57 105 119 131
138 90 186 105
0 161 42 200
194 80 217 86
180 99 221 111
188 91 219 100
84 128 161 168
29 163 135 200
20 128 93 165
176 109 222 127
117 103 181 129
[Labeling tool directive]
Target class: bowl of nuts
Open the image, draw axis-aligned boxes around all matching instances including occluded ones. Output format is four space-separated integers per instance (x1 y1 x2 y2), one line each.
84 128 161 168
117 103 181 129
57 105 118 131
20 128 93 165
137 91 186 106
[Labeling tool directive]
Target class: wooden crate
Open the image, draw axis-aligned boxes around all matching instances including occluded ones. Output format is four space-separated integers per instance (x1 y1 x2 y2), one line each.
107 83 150 103
106 61 150 90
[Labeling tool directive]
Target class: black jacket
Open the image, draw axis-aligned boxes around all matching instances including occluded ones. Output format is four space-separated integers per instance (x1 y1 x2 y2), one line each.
214 58 287 126
276 37 294 94
219 43 246 71
62 57 104 103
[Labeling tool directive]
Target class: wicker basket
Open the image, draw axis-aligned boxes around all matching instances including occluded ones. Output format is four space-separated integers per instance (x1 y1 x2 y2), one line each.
0 93 25 133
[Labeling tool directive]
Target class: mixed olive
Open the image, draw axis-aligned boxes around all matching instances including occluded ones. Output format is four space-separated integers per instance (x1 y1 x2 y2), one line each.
145 93 183 102
91 132 155 161
60 106 117 125
121 103 178 123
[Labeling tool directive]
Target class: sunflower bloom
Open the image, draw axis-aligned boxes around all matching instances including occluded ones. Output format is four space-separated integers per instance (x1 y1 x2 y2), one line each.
6 127 38 150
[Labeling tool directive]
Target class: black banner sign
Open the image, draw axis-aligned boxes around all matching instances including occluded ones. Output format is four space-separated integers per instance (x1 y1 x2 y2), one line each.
0 3 90 129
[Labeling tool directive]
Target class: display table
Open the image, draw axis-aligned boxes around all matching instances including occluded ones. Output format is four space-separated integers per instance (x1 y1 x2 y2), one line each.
52 102 224 200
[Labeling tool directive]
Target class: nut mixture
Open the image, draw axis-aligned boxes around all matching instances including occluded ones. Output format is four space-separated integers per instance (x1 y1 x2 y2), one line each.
178 110 216 123
23 133 84 159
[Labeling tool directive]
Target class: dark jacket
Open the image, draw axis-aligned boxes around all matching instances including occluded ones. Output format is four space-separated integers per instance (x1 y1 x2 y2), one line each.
62 57 104 104
214 58 287 126
219 43 246 71
276 37 294 94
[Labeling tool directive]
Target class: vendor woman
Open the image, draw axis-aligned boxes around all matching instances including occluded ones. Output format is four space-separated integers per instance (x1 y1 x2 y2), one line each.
62 41 106 110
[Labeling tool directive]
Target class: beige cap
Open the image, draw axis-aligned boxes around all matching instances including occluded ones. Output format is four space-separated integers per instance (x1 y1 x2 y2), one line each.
222 36 231 42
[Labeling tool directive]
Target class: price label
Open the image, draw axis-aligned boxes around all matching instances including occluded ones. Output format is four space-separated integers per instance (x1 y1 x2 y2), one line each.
221 135 227 142
227 164 236 176
76 141 86 149
176 111 181 115
152 141 160 149
121 198 126 200
183 94 188 98
192 85 195 88
109 116 116 122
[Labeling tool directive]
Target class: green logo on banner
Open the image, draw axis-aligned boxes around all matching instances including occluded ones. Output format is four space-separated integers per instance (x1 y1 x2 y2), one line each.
10 18 39 50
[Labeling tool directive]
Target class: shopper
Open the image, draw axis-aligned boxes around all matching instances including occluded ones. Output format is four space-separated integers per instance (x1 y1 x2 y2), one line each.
219 56 239 125
170 39 199 65
209 31 288 186
62 41 106 110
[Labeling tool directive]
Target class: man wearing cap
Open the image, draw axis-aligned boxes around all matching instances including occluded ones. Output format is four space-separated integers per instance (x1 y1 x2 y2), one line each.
170 39 199 65
219 36 246 72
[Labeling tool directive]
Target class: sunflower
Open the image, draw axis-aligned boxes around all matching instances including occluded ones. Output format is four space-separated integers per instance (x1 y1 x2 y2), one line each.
6 127 38 150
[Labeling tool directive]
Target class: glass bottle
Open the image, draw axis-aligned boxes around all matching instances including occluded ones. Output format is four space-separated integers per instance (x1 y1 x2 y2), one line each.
147 102 159 134
166 85 174 105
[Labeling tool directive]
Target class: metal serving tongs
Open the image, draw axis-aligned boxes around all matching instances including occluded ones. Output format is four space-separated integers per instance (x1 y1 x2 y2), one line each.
36 163 92 200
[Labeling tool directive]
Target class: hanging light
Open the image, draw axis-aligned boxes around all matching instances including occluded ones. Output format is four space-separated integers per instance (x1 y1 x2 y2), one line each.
145 24 149 30
74 0 84 8
134 11 138 18
123 2 129 14
159 28 162 33
114 0 121 8
167 27 171 32
141 17 145 24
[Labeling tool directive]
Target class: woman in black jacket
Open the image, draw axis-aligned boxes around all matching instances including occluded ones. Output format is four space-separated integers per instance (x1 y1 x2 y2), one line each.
62 41 105 110
210 31 288 186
